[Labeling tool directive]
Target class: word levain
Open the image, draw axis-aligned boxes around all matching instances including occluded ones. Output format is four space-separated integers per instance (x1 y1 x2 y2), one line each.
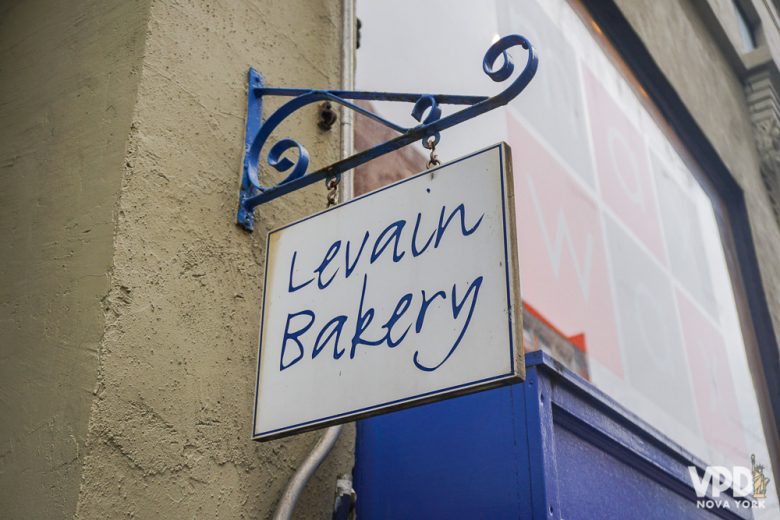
253 143 522 440
282 202 483 373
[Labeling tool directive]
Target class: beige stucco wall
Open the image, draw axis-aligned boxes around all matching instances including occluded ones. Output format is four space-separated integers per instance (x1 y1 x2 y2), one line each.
1 0 353 518
73 0 354 518
0 0 151 518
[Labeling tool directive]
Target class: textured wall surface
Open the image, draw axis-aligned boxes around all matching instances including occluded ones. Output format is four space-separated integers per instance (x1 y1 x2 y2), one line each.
0 0 151 518
73 0 354 518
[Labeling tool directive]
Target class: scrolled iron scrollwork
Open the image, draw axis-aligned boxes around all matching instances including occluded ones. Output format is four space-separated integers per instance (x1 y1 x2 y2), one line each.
266 138 310 186
411 95 442 149
238 34 538 231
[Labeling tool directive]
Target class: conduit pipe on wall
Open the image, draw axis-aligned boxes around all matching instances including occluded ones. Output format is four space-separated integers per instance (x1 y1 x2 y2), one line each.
271 1 356 519
338 0 355 202
272 425 345 520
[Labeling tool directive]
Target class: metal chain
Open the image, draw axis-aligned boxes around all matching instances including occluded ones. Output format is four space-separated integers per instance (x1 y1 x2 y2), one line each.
326 175 339 207
426 137 441 169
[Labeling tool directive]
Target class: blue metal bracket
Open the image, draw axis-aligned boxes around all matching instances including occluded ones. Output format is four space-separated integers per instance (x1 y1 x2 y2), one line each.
237 34 538 231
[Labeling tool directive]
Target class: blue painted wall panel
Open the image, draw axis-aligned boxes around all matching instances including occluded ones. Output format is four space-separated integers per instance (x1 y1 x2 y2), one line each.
555 426 708 519
355 385 531 519
354 353 750 519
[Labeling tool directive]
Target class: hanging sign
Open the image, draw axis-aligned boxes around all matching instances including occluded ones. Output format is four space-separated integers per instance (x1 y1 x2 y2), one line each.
252 143 523 440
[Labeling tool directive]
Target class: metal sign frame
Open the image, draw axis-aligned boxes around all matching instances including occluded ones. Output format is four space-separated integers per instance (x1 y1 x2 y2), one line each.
252 143 522 441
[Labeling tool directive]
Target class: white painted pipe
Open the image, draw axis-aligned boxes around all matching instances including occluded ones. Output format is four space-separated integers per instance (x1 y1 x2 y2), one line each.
338 0 356 203
272 425 344 520
271 1 356 519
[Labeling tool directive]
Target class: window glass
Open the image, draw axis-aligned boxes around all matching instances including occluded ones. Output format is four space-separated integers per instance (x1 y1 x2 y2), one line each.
733 0 757 52
357 0 777 511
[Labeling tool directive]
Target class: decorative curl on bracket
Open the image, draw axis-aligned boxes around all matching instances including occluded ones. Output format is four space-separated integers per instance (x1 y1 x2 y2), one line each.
411 95 442 149
243 89 409 193
482 34 537 102
238 34 537 231
267 138 310 185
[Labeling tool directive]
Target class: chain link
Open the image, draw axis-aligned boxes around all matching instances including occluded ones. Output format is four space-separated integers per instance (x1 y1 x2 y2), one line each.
326 135 437 206
326 175 339 207
426 137 441 169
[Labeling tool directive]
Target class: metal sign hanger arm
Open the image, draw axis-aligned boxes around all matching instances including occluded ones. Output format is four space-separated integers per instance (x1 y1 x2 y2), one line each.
237 34 538 231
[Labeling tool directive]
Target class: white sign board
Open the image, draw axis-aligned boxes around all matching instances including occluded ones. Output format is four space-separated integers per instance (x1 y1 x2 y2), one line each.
253 143 522 440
